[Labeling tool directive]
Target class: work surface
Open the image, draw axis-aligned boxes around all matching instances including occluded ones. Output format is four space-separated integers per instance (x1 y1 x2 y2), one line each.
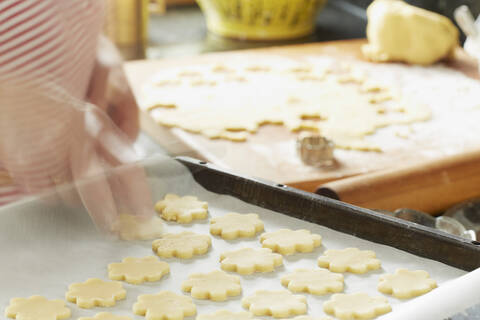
125 39 480 191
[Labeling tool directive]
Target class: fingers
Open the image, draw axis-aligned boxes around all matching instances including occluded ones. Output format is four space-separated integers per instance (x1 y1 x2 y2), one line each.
70 136 119 233
107 80 140 141
86 59 110 112
83 105 154 222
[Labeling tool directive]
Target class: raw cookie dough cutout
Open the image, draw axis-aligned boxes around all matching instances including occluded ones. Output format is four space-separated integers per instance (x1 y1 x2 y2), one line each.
317 248 381 273
260 229 322 255
291 317 334 320
65 278 126 309
378 268 437 299
196 310 259 320
220 247 283 275
210 213 264 240
79 313 132 320
242 290 307 318
108 256 170 285
5 295 71 320
155 194 208 223
281 268 344 295
181 270 242 301
323 293 391 320
152 231 211 259
133 291 196 320
112 214 163 240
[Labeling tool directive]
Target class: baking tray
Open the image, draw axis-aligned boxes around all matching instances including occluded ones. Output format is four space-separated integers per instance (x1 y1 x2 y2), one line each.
0 155 477 320
176 156 480 271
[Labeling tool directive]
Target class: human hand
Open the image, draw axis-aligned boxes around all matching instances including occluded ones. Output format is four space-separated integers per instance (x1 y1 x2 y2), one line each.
0 78 154 233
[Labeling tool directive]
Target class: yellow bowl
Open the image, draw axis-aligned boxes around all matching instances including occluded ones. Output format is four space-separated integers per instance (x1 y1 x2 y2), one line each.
197 0 328 41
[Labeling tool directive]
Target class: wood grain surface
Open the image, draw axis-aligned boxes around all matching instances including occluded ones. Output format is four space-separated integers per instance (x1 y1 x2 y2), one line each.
125 39 480 191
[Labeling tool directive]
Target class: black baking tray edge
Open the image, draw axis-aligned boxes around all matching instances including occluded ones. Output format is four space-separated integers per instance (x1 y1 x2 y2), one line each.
176 156 480 271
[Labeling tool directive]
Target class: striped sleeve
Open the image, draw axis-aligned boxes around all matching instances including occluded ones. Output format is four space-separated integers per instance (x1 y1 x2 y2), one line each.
0 0 104 202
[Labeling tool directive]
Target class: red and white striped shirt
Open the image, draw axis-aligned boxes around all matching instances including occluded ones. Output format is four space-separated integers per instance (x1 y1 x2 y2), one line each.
0 0 104 206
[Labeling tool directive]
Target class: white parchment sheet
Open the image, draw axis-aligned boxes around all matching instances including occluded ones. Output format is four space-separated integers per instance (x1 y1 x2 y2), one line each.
0 156 475 320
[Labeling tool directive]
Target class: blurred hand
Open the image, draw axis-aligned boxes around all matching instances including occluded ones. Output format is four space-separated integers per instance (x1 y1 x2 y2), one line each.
0 38 153 233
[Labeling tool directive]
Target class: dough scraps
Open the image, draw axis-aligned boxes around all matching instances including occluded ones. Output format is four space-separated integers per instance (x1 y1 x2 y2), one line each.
142 57 431 151
281 268 344 295
152 231 211 259
112 214 163 240
108 256 170 285
5 295 71 320
260 229 322 255
220 247 283 275
181 269 242 301
242 290 307 318
317 248 381 274
210 212 264 240
65 278 126 309
133 291 196 320
78 313 132 320
378 268 437 299
323 293 391 320
155 194 208 223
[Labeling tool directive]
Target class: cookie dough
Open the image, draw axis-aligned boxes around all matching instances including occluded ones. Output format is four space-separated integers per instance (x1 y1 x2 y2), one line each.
79 313 132 320
317 248 381 274
378 268 437 299
152 231 211 259
220 247 283 275
210 213 264 240
363 0 458 65
281 268 344 295
291 317 334 320
242 290 307 318
5 296 71 320
260 229 322 255
112 214 163 240
108 256 170 284
323 293 391 320
65 278 126 309
142 57 431 151
133 291 196 320
155 194 208 223
196 310 259 320
181 270 242 301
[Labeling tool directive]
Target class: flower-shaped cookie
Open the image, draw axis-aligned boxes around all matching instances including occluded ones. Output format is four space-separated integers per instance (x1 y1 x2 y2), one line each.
112 214 163 240
291 317 334 320
323 293 391 320
5 295 71 320
281 268 344 295
260 229 322 255
196 310 260 320
317 248 381 274
79 313 132 320
242 290 307 318
152 231 211 259
220 247 283 275
181 270 242 301
66 278 126 308
155 194 208 223
378 268 437 299
133 291 196 320
210 213 264 240
108 256 170 284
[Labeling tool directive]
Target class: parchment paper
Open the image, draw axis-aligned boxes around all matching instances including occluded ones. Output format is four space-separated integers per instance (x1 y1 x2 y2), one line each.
0 156 470 319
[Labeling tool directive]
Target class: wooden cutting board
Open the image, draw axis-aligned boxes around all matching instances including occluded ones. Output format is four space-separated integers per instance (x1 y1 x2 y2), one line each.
125 39 480 191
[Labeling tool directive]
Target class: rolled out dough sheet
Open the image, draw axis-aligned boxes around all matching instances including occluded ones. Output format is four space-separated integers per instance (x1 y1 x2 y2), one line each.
0 156 466 319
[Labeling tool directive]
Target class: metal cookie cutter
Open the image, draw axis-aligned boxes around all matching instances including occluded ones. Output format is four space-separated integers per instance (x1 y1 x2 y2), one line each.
296 133 335 167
